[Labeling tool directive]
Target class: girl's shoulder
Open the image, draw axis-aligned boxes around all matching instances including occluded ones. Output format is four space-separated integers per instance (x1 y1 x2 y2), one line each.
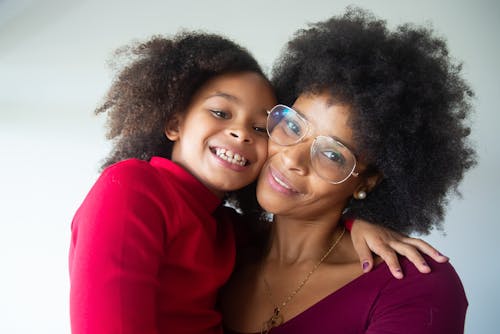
103 158 153 176
100 158 165 184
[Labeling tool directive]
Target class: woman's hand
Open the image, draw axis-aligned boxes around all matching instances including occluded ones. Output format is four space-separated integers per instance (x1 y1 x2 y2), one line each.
349 219 449 279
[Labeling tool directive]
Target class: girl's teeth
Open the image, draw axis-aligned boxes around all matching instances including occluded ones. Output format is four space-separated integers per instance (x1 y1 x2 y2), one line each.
215 148 247 166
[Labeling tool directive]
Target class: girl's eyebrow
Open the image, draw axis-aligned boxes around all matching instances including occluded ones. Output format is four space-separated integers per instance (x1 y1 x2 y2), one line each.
207 92 268 117
206 92 240 103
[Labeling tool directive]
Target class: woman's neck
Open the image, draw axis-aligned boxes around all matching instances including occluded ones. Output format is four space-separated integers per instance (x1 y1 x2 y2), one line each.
265 214 343 265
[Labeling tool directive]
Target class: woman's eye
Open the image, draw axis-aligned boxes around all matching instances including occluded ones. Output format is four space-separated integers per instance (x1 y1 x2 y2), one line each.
210 110 230 119
323 150 346 165
285 120 302 137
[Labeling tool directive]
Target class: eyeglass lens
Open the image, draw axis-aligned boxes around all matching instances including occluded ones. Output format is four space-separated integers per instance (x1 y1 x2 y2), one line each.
311 136 356 184
267 105 357 184
267 105 308 145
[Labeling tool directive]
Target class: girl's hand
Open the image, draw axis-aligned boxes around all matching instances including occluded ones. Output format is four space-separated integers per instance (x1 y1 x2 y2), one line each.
349 219 449 279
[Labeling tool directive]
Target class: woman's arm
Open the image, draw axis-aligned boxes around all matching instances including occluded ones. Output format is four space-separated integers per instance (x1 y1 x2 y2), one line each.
348 219 449 279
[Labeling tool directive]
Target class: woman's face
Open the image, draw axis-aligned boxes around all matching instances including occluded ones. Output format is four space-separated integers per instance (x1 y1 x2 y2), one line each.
256 91 372 221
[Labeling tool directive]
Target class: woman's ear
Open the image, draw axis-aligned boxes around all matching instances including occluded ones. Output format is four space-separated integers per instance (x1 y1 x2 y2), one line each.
353 171 383 200
165 114 182 141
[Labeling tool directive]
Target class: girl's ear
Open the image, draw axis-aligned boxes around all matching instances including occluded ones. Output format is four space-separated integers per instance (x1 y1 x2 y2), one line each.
165 114 182 141
353 171 383 200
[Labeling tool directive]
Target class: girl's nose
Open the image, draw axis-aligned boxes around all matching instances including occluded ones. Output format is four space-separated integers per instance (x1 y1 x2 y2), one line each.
228 128 252 143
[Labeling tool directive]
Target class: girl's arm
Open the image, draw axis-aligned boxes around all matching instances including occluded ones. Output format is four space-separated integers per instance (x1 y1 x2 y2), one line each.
69 163 164 334
347 219 449 279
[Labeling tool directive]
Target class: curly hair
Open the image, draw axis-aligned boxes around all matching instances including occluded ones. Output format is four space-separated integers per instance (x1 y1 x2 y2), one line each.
97 31 266 168
271 7 476 234
95 31 268 215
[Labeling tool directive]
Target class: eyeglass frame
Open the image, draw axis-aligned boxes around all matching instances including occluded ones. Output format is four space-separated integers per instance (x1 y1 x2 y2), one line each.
266 104 360 184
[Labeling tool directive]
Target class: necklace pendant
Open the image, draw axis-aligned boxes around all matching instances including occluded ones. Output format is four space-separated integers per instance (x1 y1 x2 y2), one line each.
261 307 283 333
270 307 283 327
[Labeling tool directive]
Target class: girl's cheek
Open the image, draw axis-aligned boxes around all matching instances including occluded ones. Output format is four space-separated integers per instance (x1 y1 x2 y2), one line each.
259 141 270 162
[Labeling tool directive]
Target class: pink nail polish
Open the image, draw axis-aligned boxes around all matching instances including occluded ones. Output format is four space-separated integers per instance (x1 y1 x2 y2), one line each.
362 261 369 271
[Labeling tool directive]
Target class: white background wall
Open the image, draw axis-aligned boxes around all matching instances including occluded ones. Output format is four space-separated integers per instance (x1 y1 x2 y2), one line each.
0 0 498 333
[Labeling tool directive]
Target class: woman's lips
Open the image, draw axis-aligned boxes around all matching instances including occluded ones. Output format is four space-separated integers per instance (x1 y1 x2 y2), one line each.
267 166 300 195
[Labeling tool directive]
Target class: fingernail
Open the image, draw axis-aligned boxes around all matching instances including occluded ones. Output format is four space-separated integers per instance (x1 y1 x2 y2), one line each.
395 269 403 278
422 262 429 267
362 261 370 271
437 251 445 257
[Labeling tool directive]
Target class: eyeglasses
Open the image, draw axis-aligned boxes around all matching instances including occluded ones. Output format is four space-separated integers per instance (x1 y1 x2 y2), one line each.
266 104 359 184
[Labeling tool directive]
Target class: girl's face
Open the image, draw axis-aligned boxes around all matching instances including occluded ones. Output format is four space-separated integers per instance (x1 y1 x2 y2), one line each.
166 71 276 198
256 92 378 221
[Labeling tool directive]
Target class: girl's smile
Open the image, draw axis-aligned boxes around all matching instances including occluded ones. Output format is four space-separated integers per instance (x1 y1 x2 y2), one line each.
211 146 249 168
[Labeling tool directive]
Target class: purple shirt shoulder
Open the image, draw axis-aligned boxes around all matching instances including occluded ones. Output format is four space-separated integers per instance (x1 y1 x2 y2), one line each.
226 256 467 334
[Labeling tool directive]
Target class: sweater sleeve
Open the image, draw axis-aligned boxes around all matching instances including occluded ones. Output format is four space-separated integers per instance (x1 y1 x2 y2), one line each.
69 162 168 334
366 259 468 334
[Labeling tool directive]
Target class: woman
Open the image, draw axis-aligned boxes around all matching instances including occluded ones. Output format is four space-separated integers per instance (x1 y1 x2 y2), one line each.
221 8 474 333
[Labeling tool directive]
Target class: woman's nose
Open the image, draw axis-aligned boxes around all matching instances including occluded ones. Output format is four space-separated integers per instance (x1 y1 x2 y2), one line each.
278 140 310 175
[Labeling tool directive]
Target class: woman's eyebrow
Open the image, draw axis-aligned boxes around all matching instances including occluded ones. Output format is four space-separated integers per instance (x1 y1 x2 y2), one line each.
294 105 359 156
331 136 359 156
291 106 308 120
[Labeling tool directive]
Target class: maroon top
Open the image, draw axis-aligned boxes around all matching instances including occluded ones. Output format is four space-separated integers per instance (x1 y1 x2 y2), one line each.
70 158 235 334
225 257 467 334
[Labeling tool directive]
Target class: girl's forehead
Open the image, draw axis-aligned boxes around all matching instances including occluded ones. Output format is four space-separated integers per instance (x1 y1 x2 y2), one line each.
200 72 272 99
203 72 268 90
187 72 275 119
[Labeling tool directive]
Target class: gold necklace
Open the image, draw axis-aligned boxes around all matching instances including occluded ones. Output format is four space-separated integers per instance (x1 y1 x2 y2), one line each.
261 226 345 334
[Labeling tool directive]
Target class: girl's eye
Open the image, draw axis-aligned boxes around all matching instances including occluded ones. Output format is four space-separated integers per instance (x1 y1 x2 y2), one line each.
253 126 267 133
210 110 230 119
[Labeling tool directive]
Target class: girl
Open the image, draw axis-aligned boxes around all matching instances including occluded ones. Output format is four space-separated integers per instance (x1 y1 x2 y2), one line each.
70 32 276 334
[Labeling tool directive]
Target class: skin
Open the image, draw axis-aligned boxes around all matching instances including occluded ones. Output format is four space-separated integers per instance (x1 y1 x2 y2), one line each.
221 91 439 332
166 71 276 198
